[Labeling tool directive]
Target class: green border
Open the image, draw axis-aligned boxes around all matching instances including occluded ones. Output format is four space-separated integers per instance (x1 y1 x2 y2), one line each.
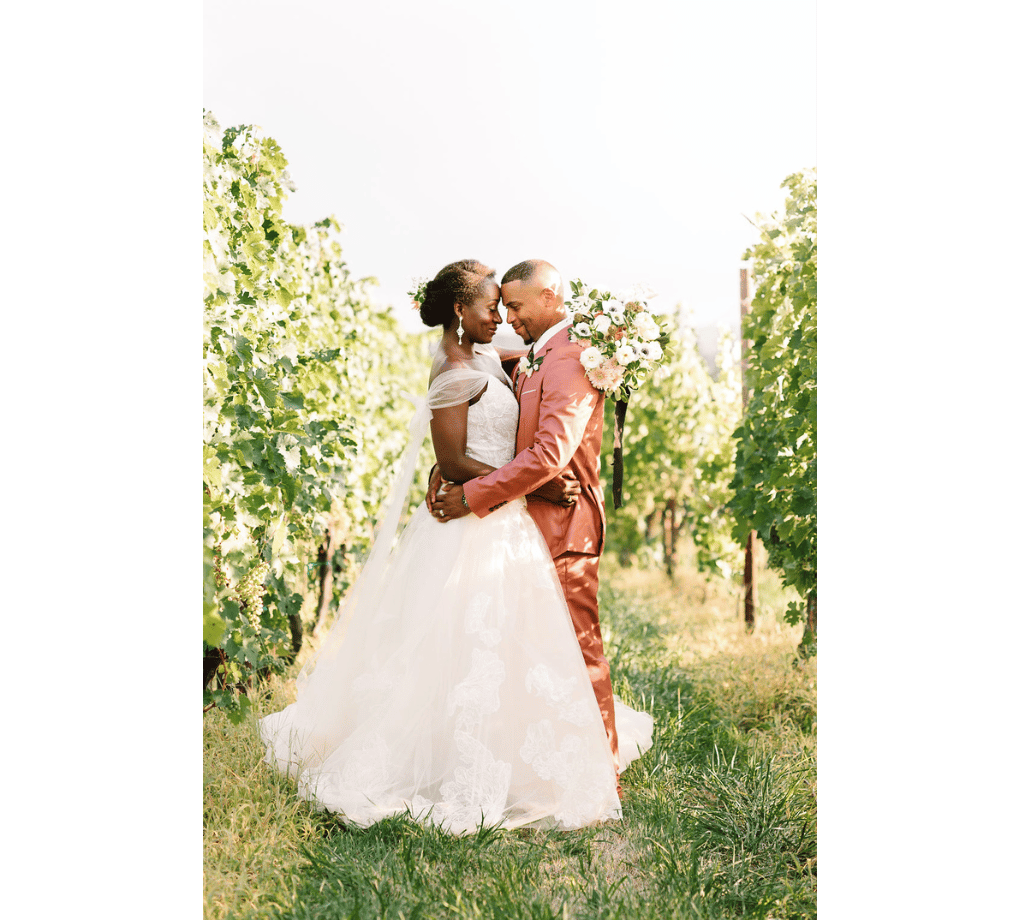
824 3 1015 917
9 3 198 917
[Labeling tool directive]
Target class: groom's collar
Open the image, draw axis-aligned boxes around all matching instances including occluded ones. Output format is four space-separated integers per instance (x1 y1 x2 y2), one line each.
530 317 570 355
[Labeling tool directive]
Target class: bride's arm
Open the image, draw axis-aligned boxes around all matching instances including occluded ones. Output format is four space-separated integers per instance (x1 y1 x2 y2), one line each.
430 402 496 483
492 345 528 361
427 408 578 506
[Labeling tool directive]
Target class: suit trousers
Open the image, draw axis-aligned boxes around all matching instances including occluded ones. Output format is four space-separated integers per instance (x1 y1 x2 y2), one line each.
553 551 619 775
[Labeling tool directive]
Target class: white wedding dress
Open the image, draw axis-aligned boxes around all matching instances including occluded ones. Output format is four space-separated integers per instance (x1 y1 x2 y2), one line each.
260 346 653 833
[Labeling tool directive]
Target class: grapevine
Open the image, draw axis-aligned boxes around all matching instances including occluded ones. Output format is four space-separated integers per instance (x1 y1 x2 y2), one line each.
600 304 743 580
728 169 817 653
203 111 430 721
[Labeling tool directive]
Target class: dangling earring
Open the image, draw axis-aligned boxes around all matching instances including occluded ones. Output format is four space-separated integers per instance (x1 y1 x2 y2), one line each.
457 315 464 345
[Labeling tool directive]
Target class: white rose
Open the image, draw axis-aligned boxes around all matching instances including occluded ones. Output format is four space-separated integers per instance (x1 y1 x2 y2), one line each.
573 321 592 338
634 313 660 340
616 344 638 365
580 346 603 369
593 314 612 334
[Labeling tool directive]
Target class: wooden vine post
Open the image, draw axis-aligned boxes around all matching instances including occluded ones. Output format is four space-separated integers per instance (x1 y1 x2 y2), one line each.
740 265 758 631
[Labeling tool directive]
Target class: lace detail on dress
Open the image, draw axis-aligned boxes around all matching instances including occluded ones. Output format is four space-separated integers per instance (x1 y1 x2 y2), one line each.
409 641 512 833
434 730 512 831
465 593 501 648
465 379 518 468
520 720 617 828
525 664 595 727
446 647 505 731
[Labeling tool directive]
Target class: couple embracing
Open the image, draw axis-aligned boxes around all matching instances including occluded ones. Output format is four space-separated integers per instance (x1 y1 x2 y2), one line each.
261 259 653 834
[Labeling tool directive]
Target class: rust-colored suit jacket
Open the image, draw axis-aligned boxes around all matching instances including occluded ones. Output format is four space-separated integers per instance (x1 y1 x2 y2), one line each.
463 327 606 558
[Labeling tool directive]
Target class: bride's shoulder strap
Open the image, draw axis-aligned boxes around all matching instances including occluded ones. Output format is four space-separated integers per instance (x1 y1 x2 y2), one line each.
427 362 489 410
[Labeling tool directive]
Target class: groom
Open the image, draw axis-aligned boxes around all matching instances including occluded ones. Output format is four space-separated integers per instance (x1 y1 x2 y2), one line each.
430 259 620 784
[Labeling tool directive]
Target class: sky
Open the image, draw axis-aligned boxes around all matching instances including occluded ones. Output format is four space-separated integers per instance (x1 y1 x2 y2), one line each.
203 0 816 344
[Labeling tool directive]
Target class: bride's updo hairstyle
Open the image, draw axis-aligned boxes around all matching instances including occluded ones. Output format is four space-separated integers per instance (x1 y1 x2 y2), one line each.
419 260 496 328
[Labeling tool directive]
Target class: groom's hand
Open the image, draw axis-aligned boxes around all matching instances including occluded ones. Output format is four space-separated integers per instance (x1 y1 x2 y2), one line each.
432 483 472 522
532 470 581 508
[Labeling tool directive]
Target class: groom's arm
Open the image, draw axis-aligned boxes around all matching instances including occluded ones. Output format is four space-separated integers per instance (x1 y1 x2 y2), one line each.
435 349 599 520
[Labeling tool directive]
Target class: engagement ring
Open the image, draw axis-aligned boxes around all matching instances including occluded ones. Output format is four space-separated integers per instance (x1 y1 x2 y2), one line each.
439 510 445 517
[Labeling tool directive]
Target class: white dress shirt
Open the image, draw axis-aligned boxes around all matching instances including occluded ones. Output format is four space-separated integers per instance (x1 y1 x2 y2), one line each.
530 317 571 355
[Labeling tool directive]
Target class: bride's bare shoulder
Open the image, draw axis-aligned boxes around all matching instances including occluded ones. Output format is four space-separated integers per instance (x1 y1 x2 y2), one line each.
429 355 472 385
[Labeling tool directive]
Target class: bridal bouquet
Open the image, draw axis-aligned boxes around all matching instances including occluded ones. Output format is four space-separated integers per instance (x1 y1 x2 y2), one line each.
566 280 669 509
566 280 666 400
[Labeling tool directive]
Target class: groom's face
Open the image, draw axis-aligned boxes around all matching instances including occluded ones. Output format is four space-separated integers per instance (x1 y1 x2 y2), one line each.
501 280 547 345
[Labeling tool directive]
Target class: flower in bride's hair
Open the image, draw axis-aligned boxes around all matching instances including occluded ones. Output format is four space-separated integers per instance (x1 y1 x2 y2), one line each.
407 277 428 311
586 357 625 392
580 346 603 370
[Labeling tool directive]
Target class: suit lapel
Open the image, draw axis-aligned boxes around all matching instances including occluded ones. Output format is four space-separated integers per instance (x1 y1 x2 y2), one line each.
517 327 570 399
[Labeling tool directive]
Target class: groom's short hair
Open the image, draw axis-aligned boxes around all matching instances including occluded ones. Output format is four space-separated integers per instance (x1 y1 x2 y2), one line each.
502 260 563 307
502 260 545 286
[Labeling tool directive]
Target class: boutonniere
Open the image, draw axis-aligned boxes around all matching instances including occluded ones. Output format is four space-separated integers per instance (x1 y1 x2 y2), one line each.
520 348 544 378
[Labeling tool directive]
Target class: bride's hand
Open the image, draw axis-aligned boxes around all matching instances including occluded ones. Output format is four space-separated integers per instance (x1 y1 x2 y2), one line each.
533 471 581 508
425 464 445 512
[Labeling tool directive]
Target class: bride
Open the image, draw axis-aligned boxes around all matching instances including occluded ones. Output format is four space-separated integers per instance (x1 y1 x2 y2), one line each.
260 260 653 833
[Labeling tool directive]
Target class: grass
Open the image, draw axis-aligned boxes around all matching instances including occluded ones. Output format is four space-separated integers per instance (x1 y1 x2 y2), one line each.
204 543 816 919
